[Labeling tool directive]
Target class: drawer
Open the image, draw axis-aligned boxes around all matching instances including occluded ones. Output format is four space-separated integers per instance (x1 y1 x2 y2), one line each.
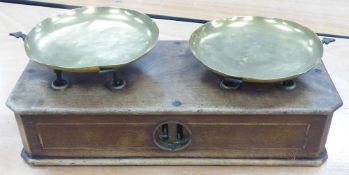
20 114 328 158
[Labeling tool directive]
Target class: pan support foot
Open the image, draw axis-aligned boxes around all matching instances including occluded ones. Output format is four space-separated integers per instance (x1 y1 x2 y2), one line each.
99 69 126 91
276 79 296 90
51 70 70 90
220 77 242 90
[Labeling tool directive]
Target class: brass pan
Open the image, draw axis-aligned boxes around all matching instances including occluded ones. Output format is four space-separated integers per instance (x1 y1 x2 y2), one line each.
20 7 159 72
189 16 323 82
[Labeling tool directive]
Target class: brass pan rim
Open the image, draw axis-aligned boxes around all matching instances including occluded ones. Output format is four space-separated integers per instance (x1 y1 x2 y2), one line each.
189 16 323 83
23 6 159 72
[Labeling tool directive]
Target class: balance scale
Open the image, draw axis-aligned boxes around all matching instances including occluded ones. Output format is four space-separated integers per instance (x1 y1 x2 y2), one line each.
7 41 342 166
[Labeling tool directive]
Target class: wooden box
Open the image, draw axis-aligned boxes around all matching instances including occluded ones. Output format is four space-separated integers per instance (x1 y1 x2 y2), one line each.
7 41 342 166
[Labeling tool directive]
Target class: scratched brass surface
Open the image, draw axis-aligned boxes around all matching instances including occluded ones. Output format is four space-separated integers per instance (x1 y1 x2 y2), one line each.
189 16 323 82
24 7 159 72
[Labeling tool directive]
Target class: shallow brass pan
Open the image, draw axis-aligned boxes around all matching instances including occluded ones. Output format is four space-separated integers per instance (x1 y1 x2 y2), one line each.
18 7 159 72
189 16 324 82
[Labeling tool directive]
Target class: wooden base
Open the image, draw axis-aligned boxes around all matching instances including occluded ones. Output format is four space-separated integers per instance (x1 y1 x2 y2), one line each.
21 150 327 166
8 41 342 166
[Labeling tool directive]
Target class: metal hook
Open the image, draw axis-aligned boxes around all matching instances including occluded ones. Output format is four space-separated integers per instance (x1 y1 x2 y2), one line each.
9 31 26 41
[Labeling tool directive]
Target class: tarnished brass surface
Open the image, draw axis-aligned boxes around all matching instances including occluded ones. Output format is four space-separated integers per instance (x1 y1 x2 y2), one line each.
189 16 323 82
24 7 159 72
153 121 192 152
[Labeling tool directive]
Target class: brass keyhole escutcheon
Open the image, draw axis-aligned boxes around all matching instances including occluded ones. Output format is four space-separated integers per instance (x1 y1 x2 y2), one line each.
153 121 192 151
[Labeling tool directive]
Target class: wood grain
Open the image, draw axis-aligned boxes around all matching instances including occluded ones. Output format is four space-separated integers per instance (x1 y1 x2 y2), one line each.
0 2 349 175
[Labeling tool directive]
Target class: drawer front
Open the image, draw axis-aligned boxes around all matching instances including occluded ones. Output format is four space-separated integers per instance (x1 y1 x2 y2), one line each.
21 115 328 158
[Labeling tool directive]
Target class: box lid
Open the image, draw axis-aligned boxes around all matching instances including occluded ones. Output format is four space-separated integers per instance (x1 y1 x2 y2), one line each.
7 41 342 115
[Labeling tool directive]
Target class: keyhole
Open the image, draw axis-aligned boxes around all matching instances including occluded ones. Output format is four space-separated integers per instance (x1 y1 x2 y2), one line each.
153 121 191 151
